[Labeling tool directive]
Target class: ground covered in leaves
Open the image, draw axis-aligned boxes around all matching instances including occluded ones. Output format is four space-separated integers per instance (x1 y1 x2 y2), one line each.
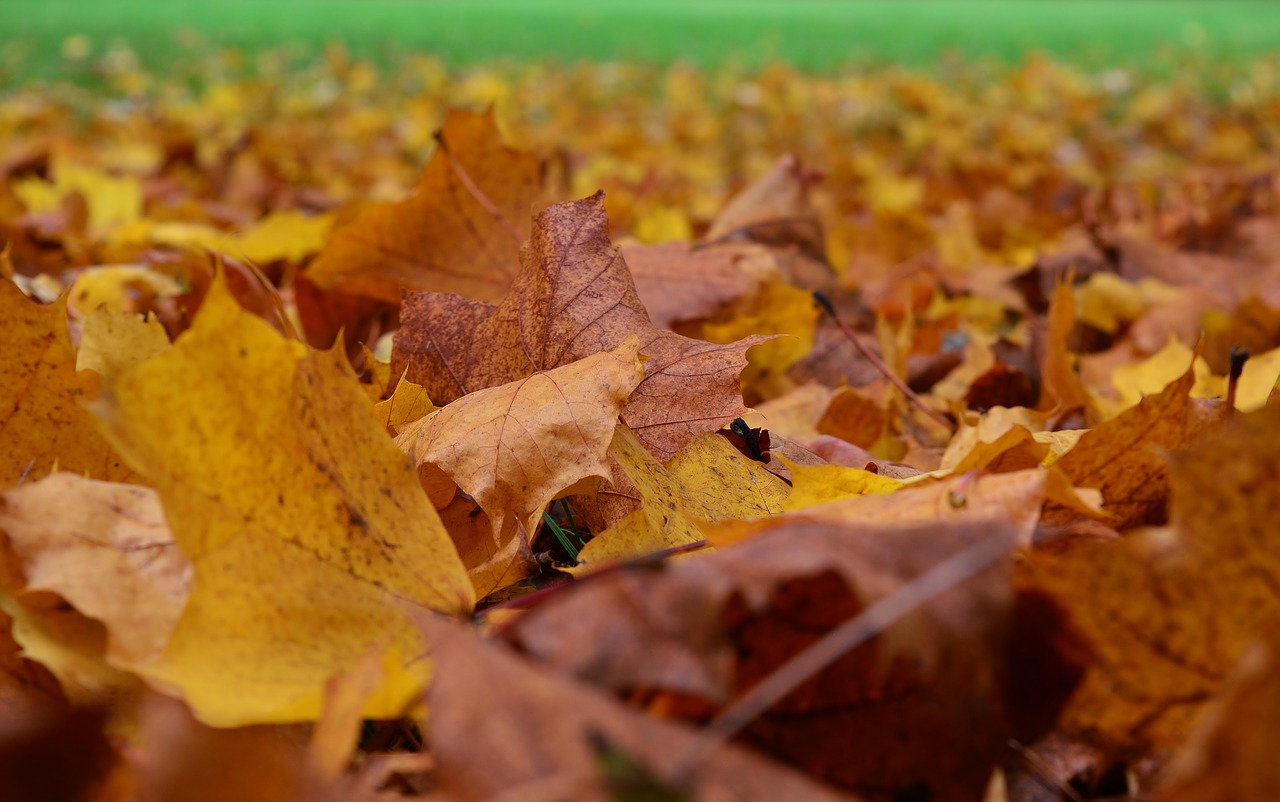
2 52 1280 801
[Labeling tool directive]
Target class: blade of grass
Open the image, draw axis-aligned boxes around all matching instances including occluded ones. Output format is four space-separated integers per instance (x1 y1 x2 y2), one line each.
542 510 579 562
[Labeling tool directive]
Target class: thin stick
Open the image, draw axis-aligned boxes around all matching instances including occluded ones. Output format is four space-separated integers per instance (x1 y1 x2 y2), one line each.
670 529 1015 781
813 291 955 433
434 131 526 245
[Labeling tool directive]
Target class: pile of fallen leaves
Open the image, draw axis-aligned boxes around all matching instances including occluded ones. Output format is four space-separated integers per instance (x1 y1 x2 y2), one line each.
2 52 1280 801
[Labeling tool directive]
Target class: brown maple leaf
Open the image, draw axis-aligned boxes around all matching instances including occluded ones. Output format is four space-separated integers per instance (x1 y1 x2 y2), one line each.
306 109 543 304
392 192 768 461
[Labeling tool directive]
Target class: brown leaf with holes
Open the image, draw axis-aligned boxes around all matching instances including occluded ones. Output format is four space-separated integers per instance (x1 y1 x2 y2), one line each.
307 109 543 303
392 192 767 461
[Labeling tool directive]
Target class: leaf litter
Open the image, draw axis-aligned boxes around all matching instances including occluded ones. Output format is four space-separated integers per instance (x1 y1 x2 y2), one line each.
0 48 1279 800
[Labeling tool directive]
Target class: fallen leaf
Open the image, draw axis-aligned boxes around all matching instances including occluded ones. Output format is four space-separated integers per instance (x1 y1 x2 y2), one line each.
0 278 137 487
1026 401 1280 755
66 264 183 319
702 154 833 290
624 241 776 330
0 474 190 668
739 382 834 443
370 373 435 435
703 281 820 400
1161 637 1280 802
396 340 643 564
75 308 170 382
576 427 790 569
1038 279 1097 421
1044 365 1221 530
92 271 474 725
504 472 1046 800
780 460 902 510
423 614 857 802
307 109 542 303
392 192 767 462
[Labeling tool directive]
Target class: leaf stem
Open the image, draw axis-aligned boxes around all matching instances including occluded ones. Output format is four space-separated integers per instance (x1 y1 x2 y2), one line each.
813 291 955 433
671 529 1016 782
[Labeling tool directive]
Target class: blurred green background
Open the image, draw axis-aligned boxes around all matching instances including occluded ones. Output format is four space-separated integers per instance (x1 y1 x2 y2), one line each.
6 0 1280 82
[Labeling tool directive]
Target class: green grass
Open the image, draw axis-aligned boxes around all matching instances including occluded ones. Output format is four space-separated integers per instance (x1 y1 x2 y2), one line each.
6 0 1280 82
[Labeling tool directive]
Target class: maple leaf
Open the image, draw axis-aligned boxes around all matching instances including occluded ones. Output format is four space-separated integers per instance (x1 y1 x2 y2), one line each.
392 192 768 462
0 279 138 487
395 341 644 591
91 272 474 725
307 108 543 304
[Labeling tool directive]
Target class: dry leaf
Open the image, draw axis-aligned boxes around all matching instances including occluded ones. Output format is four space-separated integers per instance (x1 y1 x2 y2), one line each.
1026 401 1280 754
396 340 644 578
504 471 1046 800
393 192 766 462
92 271 473 725
0 279 137 487
0 474 190 668
424 614 857 802
307 109 542 303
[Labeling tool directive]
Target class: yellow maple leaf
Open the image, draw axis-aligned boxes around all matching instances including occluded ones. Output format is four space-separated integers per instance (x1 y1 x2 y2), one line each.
578 428 790 570
91 271 474 726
